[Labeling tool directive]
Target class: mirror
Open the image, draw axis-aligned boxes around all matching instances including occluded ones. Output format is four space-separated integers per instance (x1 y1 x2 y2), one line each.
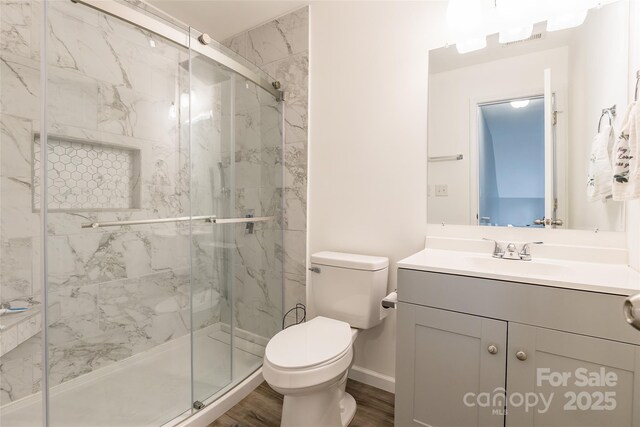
427 0 629 231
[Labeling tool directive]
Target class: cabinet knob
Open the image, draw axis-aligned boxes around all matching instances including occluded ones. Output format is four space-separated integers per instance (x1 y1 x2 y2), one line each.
516 350 527 361
487 345 498 355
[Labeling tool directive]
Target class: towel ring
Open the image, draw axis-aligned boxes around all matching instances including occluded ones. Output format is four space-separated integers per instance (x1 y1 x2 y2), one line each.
598 106 616 133
597 112 611 133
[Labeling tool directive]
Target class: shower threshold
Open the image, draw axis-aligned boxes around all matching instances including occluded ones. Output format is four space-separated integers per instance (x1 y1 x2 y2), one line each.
1 324 264 427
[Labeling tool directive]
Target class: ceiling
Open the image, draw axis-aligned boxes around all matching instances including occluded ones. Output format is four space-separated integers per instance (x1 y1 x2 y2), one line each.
148 0 308 42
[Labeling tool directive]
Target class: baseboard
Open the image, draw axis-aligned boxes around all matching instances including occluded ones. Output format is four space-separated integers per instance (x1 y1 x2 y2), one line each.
348 365 395 394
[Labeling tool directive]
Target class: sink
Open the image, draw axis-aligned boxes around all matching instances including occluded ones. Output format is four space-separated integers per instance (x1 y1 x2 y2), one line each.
465 255 571 277
398 248 640 295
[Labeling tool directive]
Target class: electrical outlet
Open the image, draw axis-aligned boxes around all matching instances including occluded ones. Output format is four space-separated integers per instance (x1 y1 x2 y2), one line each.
435 184 448 197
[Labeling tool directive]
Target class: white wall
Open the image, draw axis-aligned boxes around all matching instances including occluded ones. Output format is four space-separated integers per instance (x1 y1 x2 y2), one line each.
567 1 628 232
308 1 448 386
626 0 640 270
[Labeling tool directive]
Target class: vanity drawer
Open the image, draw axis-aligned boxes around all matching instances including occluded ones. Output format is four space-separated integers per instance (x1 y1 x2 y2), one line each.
398 268 640 346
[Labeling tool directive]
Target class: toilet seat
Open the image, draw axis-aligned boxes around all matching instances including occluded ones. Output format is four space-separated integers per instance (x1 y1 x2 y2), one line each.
265 316 352 370
263 317 354 391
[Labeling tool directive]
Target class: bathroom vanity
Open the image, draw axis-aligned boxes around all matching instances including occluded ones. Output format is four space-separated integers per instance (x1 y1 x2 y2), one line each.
406 0 640 424
395 248 640 427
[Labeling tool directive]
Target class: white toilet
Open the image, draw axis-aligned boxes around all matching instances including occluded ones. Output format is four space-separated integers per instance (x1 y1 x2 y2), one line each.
263 251 389 427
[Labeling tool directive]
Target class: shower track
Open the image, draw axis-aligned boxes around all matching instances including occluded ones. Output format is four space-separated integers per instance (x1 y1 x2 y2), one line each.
70 0 283 101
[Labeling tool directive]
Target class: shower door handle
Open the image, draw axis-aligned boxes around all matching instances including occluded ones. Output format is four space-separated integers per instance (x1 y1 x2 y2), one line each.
81 216 274 229
208 216 274 224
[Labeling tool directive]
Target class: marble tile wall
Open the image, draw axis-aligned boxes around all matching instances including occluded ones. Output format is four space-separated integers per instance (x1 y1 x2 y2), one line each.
223 7 309 325
210 74 284 340
1 0 42 406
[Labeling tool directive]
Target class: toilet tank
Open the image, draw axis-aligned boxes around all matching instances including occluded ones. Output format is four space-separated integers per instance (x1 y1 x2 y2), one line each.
310 252 389 329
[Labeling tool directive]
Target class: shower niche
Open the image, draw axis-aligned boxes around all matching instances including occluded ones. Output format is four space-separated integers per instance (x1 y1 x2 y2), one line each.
33 134 141 211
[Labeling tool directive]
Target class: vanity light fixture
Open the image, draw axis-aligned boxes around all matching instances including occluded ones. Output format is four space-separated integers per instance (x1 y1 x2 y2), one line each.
496 0 535 43
510 99 531 108
449 0 599 54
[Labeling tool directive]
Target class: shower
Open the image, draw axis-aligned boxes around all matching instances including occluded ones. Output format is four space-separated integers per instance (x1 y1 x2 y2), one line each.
0 0 284 426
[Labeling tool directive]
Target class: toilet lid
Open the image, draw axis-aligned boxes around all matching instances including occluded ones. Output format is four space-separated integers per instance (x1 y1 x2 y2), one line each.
265 317 352 369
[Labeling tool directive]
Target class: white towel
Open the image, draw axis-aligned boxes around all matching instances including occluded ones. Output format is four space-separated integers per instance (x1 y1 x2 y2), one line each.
612 102 640 200
587 124 614 202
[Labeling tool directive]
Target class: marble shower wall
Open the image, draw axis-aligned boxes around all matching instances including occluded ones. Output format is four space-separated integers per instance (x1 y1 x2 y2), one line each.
223 7 309 321
0 0 43 408
227 79 283 338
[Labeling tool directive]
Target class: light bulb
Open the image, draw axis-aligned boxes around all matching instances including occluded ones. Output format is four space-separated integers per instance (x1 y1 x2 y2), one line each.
499 24 534 44
456 37 487 54
510 99 531 109
547 9 588 31
447 0 484 35
180 93 188 108
448 0 487 54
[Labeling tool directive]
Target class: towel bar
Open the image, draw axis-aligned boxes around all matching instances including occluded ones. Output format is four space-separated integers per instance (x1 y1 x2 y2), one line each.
428 154 463 162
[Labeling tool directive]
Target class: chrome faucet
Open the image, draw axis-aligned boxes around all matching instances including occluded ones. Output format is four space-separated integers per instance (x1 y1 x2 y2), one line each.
519 241 543 261
482 238 504 258
503 242 521 260
483 238 542 261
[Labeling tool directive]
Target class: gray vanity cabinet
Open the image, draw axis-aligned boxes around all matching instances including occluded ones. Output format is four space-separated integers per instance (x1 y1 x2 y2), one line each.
506 323 640 427
395 303 507 427
395 269 640 427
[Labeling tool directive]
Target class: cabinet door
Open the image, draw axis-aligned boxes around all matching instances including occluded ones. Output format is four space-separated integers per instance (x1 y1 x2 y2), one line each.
395 303 507 427
506 323 640 427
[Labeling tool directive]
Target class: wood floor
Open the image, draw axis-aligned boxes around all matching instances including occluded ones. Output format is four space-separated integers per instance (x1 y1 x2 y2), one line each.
208 379 395 427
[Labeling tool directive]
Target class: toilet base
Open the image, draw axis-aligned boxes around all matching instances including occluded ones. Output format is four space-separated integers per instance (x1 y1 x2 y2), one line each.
340 392 357 426
279 375 357 427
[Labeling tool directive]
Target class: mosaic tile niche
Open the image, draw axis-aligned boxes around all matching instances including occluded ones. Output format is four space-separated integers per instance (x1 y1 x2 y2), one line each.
33 135 141 211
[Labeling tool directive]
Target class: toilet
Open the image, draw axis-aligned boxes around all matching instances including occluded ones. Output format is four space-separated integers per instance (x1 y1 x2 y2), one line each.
263 251 389 427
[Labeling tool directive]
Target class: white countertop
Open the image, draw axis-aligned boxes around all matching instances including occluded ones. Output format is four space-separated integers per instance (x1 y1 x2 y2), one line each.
398 248 640 296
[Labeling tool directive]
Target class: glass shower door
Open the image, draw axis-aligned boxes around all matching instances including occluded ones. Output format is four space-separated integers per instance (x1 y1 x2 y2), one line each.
44 2 193 426
190 30 284 405
189 39 234 406
1 1 283 424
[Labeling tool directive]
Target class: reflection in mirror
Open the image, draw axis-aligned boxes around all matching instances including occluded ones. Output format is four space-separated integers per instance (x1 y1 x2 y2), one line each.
427 0 629 231
479 97 545 227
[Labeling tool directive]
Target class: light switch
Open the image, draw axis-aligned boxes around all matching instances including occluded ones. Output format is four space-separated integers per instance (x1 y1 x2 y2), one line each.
435 184 448 197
